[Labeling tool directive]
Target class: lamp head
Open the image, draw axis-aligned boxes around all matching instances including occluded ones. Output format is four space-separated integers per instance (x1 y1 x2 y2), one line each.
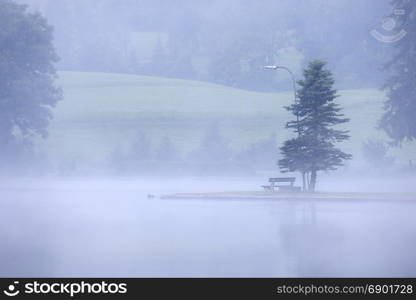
264 65 279 70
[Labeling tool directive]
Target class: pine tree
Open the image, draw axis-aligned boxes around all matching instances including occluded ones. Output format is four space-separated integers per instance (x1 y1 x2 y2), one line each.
379 0 416 144
279 60 352 192
362 139 394 169
130 130 152 162
155 136 180 162
150 38 168 77
189 122 232 164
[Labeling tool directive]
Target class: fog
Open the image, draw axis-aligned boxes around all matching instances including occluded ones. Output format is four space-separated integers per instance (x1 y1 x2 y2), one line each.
7 0 410 178
1 177 416 277
18 0 391 89
1 0 415 278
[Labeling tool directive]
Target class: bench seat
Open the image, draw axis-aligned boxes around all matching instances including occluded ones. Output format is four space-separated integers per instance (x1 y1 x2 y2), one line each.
261 177 301 192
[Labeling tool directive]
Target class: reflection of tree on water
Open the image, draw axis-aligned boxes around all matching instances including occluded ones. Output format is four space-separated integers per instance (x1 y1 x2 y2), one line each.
0 199 56 276
272 200 342 276
282 200 319 276
267 200 318 276
274 200 416 277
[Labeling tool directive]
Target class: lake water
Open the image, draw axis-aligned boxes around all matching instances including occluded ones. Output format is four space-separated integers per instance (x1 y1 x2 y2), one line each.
1 177 415 277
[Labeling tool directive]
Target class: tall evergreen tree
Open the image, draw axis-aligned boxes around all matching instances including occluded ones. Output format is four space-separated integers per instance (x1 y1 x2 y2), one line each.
279 60 351 192
379 0 416 144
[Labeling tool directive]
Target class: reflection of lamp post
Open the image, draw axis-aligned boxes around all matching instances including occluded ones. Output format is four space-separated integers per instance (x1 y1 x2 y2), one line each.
264 65 306 191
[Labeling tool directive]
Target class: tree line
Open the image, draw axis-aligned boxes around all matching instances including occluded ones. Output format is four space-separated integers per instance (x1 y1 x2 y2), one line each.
107 125 278 176
0 0 415 188
20 0 390 91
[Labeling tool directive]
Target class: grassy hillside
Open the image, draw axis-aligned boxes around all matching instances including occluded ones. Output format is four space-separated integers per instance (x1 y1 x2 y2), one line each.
37 71 415 169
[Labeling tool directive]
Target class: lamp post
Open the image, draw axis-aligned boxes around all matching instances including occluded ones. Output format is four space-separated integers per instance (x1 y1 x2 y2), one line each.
264 65 300 133
264 65 298 109
264 65 306 191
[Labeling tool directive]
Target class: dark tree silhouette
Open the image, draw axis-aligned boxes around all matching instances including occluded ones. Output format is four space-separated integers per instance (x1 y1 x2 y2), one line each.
279 60 351 191
0 0 61 162
379 0 416 144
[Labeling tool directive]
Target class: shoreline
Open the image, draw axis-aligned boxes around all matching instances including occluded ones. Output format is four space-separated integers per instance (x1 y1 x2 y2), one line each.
160 191 416 202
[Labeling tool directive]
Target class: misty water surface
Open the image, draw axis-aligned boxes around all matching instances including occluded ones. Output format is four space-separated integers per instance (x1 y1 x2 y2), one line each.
0 177 415 277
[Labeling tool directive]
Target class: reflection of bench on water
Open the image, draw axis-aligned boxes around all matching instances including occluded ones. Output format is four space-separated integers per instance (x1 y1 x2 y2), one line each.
261 177 301 192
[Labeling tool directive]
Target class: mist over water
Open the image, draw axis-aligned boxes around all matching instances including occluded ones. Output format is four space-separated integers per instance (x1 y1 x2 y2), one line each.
1 177 415 277
1 0 415 279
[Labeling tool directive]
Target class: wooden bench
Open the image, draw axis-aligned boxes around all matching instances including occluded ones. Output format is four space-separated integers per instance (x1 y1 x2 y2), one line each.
261 177 301 192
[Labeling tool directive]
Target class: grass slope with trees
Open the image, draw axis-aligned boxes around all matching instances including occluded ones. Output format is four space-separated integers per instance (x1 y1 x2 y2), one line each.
35 71 415 174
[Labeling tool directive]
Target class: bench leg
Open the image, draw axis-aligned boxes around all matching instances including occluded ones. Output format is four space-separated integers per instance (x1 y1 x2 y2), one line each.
262 186 274 192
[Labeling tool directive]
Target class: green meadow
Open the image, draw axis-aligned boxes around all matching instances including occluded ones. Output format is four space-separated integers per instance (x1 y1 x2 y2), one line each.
38 71 415 168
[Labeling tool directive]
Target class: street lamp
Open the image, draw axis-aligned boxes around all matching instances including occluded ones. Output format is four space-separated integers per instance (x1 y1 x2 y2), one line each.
264 65 300 132
264 65 298 106
265 65 305 191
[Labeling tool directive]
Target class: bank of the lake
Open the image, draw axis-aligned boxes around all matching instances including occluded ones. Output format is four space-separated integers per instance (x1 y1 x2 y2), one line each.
161 191 416 201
